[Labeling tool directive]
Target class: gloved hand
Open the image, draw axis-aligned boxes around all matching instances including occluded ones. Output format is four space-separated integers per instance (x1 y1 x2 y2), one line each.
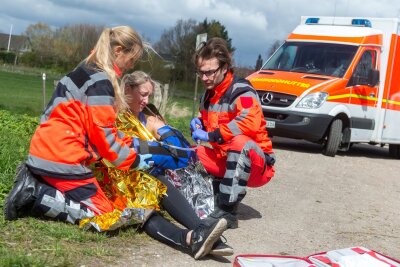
190 118 203 132
192 128 209 142
136 154 152 171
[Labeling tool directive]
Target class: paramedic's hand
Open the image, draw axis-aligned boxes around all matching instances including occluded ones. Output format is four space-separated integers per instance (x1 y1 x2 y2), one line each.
136 154 152 171
190 118 203 132
192 128 209 142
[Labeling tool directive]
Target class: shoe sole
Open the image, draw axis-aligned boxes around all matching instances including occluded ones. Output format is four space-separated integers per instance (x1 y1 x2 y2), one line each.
209 247 234 256
194 218 228 260
4 195 17 220
4 164 30 220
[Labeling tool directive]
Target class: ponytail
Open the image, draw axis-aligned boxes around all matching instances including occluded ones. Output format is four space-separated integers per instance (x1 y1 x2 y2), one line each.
85 26 144 112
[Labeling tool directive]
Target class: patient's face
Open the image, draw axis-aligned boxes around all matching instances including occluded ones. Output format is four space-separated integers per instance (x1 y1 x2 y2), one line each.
126 81 153 115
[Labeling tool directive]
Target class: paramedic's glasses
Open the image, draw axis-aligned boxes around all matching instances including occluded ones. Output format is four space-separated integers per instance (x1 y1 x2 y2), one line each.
196 66 221 78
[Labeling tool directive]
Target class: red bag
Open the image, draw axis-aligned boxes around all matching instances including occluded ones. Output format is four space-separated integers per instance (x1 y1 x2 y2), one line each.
234 247 400 267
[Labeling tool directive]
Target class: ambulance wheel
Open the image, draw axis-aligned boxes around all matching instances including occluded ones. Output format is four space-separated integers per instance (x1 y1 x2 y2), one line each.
323 119 342 157
389 144 400 159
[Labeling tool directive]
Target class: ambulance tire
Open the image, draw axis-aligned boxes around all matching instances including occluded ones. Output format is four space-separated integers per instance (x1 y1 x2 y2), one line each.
323 119 342 157
389 144 400 159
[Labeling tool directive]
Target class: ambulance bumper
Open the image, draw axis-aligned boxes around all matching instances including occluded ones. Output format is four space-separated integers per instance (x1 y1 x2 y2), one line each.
263 109 333 142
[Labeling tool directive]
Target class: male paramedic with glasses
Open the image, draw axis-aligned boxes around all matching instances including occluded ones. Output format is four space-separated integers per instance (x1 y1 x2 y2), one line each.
190 37 276 229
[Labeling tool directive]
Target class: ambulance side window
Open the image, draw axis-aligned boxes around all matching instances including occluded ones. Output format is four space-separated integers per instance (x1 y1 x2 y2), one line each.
349 50 376 86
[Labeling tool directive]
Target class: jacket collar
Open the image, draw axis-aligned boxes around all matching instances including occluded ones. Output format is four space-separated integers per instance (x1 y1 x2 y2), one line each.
212 71 234 100
113 63 122 78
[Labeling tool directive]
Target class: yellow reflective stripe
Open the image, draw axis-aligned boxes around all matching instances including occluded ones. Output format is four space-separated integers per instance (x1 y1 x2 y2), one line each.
383 98 400 106
327 94 400 107
327 93 377 101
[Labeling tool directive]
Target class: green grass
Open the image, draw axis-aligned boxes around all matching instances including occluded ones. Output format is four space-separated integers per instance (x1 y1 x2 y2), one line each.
0 69 196 266
0 71 60 116
0 215 150 266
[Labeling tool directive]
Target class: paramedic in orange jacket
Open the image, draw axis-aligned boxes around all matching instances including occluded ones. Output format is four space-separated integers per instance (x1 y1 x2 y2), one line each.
191 37 276 228
24 26 148 217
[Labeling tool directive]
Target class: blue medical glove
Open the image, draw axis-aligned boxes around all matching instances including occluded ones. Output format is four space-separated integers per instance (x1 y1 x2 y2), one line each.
190 118 203 132
192 128 209 142
136 154 152 170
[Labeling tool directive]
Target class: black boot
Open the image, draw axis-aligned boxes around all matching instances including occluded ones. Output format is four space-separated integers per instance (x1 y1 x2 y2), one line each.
210 236 234 256
208 205 238 229
206 194 239 229
4 163 43 221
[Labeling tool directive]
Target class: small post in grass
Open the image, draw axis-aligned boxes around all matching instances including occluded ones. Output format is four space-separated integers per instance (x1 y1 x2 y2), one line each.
42 73 46 111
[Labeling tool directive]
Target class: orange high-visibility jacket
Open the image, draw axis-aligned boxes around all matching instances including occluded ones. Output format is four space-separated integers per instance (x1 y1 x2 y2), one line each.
199 71 274 158
26 63 139 179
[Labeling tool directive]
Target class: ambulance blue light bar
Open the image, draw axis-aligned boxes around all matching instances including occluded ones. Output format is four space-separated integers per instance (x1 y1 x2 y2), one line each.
305 18 320 24
351 19 372 27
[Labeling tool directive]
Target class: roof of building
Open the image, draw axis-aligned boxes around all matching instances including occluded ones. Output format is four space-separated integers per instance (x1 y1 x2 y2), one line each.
0 33 31 52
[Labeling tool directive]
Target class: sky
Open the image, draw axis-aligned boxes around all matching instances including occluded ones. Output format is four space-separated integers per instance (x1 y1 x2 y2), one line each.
1 0 400 67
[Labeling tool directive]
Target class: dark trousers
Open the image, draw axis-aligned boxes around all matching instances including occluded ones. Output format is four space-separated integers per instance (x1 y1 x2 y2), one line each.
142 175 201 248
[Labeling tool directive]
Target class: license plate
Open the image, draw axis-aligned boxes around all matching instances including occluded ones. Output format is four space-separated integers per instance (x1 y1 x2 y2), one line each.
266 120 275 128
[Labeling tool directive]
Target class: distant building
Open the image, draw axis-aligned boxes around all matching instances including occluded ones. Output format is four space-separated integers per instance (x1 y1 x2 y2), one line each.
0 33 32 53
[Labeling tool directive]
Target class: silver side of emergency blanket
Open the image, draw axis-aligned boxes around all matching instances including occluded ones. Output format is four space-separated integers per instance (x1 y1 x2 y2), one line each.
165 160 214 219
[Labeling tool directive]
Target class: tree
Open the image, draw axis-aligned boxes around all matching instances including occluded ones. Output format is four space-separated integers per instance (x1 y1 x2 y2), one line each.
134 50 172 84
196 19 234 52
24 23 53 47
23 23 55 67
59 24 102 59
21 23 103 71
154 18 234 84
255 54 263 70
53 24 103 70
154 19 198 83
267 40 282 58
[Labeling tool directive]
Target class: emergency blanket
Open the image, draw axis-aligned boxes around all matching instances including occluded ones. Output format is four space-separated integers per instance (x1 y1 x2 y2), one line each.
233 247 400 267
79 112 166 231
80 111 214 231
165 159 214 219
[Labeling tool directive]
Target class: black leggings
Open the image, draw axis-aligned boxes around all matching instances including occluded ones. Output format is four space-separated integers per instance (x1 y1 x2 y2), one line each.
142 175 202 248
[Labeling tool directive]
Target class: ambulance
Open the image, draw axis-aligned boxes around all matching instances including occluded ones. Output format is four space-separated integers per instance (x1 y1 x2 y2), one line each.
247 16 400 157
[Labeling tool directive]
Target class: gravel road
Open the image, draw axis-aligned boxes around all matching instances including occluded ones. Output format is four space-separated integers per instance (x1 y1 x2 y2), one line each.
115 136 400 267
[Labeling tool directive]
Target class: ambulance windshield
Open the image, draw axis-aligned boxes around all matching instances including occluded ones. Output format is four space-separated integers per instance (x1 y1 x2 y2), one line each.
262 42 358 77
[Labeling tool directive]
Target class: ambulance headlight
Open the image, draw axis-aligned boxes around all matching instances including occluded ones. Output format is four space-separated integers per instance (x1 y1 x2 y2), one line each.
296 92 328 109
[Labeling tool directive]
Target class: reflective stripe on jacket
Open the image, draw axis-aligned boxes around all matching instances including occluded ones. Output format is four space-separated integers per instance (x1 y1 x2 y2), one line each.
199 71 274 158
27 63 139 179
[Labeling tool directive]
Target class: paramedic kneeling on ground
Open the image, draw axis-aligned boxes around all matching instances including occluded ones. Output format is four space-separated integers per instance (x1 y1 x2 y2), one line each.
191 37 276 229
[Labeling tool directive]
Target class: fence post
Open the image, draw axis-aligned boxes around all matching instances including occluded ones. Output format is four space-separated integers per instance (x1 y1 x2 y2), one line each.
153 82 162 110
42 73 46 111
159 83 169 116
192 75 199 118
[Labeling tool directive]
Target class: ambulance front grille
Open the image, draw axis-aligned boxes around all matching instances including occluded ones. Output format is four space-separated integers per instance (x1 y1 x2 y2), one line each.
257 91 297 107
